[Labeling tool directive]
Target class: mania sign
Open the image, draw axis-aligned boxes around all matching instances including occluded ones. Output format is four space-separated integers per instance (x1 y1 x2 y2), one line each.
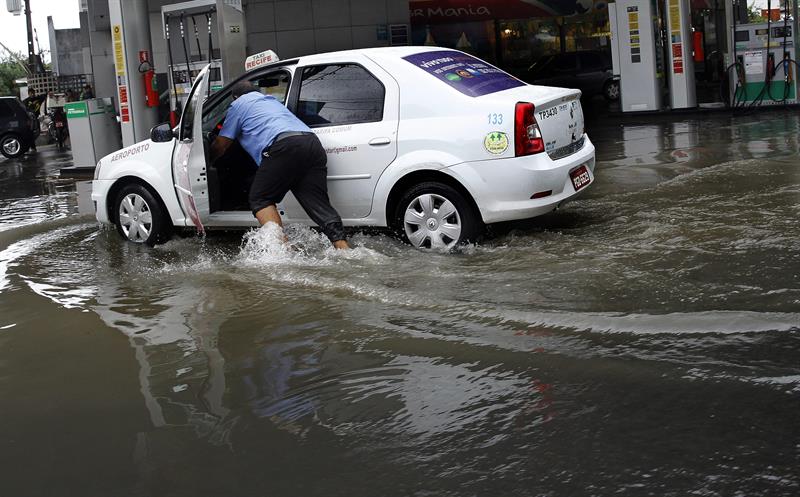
410 0 597 24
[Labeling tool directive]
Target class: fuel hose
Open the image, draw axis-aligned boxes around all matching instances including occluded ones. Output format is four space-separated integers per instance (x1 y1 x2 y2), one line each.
724 1 744 110
190 16 202 62
179 14 193 89
165 14 181 117
206 10 215 97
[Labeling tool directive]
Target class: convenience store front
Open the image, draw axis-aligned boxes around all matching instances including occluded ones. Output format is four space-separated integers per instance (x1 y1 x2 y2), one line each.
409 0 613 74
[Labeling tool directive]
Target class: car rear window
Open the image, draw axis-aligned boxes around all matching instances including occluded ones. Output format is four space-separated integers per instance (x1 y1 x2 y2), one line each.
578 52 603 71
0 99 18 118
403 50 524 97
296 64 384 127
554 53 579 72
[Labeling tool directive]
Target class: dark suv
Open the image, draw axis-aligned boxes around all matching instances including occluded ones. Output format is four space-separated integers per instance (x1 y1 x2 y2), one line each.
522 50 620 101
0 96 37 159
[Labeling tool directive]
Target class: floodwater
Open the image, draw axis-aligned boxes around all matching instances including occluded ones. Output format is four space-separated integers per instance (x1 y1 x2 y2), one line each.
1 110 799 497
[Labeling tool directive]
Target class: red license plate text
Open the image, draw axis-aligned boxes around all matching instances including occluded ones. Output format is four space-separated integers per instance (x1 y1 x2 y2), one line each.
570 165 591 191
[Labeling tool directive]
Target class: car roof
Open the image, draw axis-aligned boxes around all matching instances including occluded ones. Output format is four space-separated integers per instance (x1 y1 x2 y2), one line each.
310 46 452 58
241 47 453 77
297 46 458 64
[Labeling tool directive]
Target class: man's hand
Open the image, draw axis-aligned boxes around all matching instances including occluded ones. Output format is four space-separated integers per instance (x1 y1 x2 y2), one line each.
210 135 234 162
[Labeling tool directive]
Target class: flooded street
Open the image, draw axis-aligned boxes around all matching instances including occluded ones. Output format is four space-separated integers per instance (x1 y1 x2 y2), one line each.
1 110 799 496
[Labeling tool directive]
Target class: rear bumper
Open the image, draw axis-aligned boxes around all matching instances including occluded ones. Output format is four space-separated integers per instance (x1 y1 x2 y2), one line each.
447 135 596 224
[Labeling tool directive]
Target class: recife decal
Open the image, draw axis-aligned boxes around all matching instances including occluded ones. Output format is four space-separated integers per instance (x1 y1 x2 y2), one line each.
484 131 509 154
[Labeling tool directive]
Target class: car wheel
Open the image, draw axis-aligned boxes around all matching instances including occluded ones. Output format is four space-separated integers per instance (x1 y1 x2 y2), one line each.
395 181 483 250
603 80 621 101
1 133 24 159
114 183 172 246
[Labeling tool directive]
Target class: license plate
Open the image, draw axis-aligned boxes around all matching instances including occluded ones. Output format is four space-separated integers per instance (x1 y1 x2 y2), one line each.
55 122 64 128
570 164 591 191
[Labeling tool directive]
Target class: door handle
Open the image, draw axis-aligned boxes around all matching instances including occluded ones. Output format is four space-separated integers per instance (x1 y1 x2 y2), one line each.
369 137 391 146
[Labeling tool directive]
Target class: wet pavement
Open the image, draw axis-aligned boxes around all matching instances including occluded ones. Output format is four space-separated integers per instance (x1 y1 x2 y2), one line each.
1 110 799 497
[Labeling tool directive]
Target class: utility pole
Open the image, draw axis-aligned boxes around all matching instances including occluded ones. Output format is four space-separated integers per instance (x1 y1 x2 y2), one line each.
24 0 36 72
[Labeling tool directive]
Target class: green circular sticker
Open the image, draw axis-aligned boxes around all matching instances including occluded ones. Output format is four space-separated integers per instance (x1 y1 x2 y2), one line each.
484 131 509 155
445 73 461 81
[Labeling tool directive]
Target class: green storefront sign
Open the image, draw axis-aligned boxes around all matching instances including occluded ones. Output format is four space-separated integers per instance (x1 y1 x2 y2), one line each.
64 101 88 119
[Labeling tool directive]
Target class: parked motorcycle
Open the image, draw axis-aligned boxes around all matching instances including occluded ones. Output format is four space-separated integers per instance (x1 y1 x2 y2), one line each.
47 107 68 149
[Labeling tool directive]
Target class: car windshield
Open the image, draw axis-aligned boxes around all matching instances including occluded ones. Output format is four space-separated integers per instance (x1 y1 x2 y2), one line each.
403 50 525 97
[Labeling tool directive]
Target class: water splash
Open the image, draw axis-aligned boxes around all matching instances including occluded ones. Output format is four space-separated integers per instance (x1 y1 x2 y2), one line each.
237 222 388 267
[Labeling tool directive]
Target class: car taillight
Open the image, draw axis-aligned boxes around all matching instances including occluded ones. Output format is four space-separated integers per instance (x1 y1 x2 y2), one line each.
514 102 544 156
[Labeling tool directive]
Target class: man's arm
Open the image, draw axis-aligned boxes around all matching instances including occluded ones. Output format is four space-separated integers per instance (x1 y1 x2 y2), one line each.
211 101 241 162
210 135 234 162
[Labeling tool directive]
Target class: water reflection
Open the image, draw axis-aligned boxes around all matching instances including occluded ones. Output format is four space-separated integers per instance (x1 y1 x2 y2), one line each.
587 110 800 197
0 146 84 231
1 112 799 495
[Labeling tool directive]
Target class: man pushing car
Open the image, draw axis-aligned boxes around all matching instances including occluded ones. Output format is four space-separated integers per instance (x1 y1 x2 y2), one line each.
210 81 350 249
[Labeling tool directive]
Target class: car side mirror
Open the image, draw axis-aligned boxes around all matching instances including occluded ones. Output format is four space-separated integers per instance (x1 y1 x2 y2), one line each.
150 122 175 143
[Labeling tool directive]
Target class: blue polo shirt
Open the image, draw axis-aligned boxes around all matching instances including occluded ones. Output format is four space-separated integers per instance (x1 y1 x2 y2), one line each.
219 92 311 165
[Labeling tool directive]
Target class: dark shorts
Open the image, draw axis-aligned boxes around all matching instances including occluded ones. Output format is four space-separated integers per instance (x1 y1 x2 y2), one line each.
249 133 345 242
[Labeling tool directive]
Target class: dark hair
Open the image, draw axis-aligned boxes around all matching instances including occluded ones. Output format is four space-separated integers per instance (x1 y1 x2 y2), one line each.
232 81 258 98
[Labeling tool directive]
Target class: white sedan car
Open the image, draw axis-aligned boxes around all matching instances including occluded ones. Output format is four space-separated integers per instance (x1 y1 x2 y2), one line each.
92 47 595 249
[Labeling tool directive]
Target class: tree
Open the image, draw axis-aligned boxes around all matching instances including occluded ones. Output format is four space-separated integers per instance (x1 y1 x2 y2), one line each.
747 2 767 23
0 52 28 97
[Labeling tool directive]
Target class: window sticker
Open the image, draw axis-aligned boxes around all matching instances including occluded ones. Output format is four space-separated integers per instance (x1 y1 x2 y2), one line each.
484 132 509 155
403 50 525 97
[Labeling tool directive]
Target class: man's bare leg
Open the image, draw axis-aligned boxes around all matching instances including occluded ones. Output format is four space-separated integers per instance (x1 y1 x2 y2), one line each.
254 205 289 244
256 205 350 249
255 205 283 227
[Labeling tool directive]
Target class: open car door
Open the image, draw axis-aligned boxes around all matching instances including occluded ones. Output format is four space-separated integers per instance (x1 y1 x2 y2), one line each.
172 65 210 233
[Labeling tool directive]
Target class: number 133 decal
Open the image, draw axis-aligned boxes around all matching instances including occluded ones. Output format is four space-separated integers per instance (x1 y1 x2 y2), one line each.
487 113 503 125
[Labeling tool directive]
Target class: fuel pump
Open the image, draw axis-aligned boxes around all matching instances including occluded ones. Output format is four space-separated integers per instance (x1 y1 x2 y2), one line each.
161 0 226 120
608 0 664 111
726 0 798 109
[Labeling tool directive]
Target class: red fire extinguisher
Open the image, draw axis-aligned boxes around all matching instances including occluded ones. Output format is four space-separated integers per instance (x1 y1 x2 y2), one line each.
138 50 159 108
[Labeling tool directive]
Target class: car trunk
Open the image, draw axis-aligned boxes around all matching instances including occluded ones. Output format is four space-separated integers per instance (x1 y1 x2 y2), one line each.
488 85 585 160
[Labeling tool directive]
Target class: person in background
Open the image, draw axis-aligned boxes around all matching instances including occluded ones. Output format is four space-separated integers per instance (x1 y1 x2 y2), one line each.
80 84 94 100
23 88 46 115
210 81 350 250
22 89 46 152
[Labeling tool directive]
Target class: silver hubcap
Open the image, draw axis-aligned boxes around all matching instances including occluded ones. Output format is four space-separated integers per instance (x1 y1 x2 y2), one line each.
607 83 620 99
403 193 462 250
118 193 153 243
2 137 21 156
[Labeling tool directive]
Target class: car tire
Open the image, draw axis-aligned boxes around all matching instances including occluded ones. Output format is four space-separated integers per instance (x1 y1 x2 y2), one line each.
113 183 172 246
603 80 621 101
394 181 484 250
1 133 25 159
